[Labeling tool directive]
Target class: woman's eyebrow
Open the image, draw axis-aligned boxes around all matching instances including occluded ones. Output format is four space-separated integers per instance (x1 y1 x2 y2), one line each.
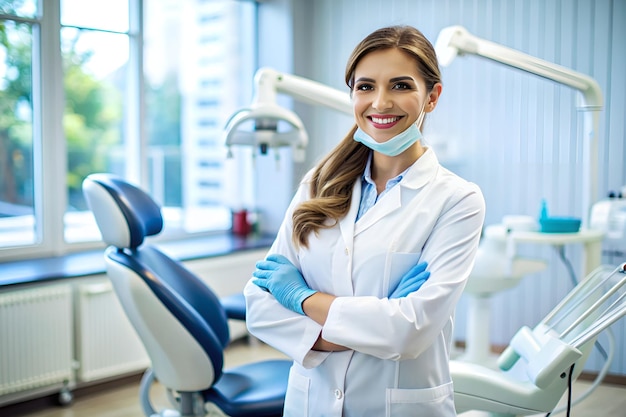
389 76 415 83
354 75 416 84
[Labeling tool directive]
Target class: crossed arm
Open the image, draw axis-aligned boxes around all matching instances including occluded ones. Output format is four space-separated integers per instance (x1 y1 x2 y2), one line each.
252 254 430 352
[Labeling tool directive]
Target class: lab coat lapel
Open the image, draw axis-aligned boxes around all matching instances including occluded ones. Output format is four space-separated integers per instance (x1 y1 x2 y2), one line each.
353 148 439 237
354 185 402 236
339 180 360 247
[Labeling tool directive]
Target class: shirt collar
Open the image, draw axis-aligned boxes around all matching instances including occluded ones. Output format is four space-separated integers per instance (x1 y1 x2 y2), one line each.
361 151 412 187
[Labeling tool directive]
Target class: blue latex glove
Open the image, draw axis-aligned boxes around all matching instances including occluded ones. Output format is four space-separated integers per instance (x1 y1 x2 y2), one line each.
389 261 430 298
252 254 317 315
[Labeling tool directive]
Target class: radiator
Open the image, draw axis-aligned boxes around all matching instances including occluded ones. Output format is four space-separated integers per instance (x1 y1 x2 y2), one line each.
75 280 149 382
0 284 74 396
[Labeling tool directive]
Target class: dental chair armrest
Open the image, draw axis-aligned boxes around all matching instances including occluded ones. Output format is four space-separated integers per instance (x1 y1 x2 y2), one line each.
499 325 546 371
506 326 582 389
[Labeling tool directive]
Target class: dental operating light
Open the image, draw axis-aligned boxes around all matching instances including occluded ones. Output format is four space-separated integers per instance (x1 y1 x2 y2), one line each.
435 25 603 227
223 67 352 162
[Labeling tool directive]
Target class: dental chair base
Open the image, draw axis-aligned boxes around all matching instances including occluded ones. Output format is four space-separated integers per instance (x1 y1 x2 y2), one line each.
139 361 292 417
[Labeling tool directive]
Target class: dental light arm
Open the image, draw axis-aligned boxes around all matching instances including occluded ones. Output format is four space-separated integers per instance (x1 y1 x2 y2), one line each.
435 26 602 107
223 67 352 161
258 67 353 114
435 25 603 227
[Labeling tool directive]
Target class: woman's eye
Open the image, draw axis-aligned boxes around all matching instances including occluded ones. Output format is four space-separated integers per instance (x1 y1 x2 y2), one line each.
355 83 373 91
392 82 412 90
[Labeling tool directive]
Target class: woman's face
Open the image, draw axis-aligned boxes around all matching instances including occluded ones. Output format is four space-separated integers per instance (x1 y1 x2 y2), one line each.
352 48 429 143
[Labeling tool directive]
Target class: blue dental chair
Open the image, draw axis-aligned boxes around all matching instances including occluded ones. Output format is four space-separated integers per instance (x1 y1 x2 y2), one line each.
82 173 290 417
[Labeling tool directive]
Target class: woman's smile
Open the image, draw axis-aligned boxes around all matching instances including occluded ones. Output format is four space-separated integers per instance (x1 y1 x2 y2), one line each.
368 115 404 129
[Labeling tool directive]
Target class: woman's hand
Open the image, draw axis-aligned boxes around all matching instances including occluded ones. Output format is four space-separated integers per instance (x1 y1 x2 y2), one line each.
388 261 430 298
253 254 317 315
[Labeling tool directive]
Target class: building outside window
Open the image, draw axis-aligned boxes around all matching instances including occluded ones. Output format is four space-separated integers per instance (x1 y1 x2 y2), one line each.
0 0 257 260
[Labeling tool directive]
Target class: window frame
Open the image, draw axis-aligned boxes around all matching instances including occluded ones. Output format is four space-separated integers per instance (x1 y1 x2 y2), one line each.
0 0 259 262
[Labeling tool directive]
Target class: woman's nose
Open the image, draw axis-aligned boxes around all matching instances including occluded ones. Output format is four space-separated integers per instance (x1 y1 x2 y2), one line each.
372 90 392 111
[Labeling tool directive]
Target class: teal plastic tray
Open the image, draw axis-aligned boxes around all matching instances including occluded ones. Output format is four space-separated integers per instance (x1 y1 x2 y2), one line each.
539 216 581 233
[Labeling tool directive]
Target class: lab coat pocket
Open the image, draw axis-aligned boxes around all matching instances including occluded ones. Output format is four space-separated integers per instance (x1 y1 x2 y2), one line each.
283 369 310 417
386 381 455 416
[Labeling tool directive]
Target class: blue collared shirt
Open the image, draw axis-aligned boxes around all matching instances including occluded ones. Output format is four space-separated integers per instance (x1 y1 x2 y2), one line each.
356 153 409 221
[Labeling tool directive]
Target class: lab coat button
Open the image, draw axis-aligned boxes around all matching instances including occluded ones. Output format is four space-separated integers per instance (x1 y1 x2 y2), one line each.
334 388 343 399
344 247 349 255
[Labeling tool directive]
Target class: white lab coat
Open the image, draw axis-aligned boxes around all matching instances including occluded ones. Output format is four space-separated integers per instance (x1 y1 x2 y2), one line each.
245 148 485 417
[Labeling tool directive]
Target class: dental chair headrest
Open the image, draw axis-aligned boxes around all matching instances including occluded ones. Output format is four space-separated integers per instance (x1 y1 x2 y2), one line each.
83 173 163 249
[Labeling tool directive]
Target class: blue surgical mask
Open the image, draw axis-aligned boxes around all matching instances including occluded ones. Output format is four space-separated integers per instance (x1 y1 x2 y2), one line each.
354 122 423 157
353 104 427 156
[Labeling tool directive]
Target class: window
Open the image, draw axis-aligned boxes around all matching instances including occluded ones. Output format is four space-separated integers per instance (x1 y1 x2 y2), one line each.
0 1 37 249
0 0 257 260
61 0 132 243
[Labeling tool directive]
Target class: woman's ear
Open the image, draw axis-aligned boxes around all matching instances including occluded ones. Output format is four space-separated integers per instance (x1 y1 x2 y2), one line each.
426 83 443 112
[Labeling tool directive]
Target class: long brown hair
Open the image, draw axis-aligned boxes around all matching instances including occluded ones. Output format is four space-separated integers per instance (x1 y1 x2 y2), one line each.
292 26 442 248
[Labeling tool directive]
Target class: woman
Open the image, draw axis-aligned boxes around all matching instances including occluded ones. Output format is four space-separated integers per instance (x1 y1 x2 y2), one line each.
245 25 485 416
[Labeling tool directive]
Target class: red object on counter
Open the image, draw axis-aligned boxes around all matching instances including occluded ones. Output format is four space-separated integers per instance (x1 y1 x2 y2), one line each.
232 210 251 236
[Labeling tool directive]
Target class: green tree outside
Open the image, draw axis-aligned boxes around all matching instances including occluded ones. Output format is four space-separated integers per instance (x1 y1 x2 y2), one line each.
1 1 183 215
0 11 123 213
0 18 33 214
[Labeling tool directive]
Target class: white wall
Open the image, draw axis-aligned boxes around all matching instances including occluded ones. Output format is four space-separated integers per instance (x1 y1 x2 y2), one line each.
261 0 626 376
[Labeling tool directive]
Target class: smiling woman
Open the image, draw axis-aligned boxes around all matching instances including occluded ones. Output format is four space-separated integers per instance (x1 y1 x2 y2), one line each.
244 25 486 417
